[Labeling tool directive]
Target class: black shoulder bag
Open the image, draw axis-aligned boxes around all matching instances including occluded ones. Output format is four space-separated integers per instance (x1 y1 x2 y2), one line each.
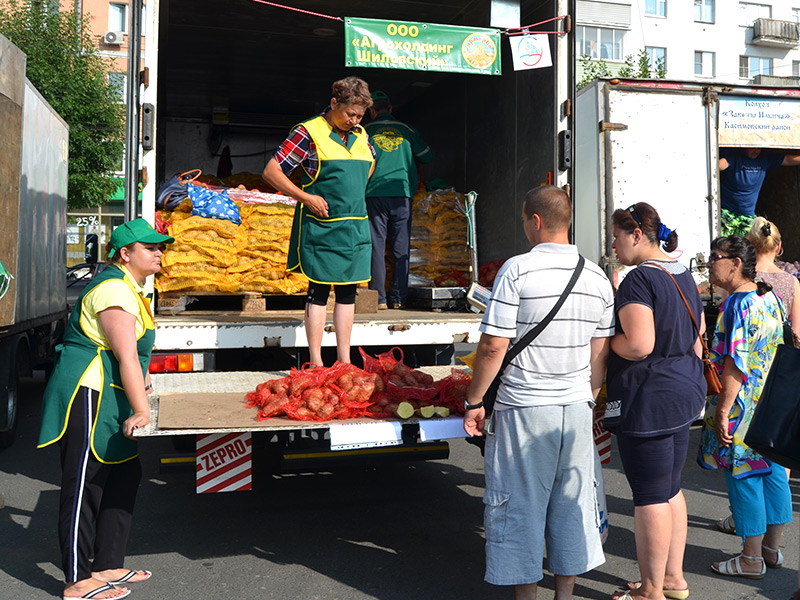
482 255 585 416
743 292 800 470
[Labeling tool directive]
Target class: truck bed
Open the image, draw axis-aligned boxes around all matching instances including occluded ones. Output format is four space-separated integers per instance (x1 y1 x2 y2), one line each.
154 309 482 351
136 366 469 448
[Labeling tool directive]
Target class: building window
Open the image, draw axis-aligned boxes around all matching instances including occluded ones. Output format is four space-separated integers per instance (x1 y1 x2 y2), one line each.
646 46 666 74
645 0 667 17
108 3 127 33
694 0 714 23
695 51 715 77
793 60 800 77
793 8 800 22
739 2 771 26
739 55 773 78
577 26 625 61
108 73 126 103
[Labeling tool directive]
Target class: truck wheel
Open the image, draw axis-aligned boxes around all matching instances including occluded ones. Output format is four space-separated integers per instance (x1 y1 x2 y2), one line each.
0 345 22 449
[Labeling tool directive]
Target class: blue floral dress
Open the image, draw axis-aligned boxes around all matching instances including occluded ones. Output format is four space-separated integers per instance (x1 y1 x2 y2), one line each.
698 290 784 479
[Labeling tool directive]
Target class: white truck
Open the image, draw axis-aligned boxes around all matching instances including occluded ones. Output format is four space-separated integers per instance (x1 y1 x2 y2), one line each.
128 0 574 480
575 77 800 288
0 34 69 448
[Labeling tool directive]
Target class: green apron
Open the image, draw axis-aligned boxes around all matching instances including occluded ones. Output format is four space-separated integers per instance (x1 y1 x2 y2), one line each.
38 265 155 463
286 114 374 284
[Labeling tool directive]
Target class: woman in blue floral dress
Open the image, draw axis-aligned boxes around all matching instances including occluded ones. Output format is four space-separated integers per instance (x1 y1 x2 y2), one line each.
699 235 792 579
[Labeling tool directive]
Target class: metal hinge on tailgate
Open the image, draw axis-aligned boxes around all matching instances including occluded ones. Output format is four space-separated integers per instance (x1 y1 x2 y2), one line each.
599 121 628 132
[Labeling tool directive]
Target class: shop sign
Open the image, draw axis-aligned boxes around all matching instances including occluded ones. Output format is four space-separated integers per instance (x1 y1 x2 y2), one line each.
719 96 800 149
344 17 502 76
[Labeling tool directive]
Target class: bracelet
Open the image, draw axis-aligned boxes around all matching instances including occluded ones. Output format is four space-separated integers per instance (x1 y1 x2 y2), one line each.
145 383 153 392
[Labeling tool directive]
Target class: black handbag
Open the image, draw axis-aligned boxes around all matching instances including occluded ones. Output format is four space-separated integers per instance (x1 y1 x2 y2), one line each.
156 169 201 210
483 255 585 416
743 294 800 470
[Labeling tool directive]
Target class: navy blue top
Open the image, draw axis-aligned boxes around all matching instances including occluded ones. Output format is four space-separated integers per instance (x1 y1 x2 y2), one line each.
605 261 706 437
720 149 784 216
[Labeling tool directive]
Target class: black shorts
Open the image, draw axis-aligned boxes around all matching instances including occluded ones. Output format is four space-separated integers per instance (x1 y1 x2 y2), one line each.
617 426 691 506
306 283 357 306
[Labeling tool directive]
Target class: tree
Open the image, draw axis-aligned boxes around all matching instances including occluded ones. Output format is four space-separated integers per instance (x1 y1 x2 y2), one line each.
578 49 667 90
0 0 125 209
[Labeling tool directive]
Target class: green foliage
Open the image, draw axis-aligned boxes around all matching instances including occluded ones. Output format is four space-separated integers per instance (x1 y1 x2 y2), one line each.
0 0 125 209
577 54 610 90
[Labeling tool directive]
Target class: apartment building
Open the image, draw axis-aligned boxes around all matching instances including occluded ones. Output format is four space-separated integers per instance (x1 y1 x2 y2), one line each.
577 0 800 85
66 0 147 262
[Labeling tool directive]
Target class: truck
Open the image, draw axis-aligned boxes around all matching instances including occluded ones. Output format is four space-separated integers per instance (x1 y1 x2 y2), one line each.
575 76 800 293
127 0 574 479
0 34 69 448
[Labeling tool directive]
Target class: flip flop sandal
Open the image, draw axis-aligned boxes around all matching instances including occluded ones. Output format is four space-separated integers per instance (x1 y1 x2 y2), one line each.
628 581 690 599
716 513 736 535
108 569 152 585
762 545 784 568
711 554 766 579
63 583 131 599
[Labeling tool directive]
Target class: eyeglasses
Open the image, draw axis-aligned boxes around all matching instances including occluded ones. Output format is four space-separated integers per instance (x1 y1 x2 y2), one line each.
626 204 644 229
708 252 735 263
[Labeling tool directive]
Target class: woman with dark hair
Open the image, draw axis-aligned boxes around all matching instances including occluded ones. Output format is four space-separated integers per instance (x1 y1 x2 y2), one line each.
262 76 375 365
699 235 791 579
606 202 706 600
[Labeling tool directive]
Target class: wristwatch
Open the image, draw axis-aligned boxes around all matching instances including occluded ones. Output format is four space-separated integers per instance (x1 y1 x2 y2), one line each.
464 400 484 411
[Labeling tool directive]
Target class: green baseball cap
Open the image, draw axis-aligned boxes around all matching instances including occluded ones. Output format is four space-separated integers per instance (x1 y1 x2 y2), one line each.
108 218 174 258
371 90 390 103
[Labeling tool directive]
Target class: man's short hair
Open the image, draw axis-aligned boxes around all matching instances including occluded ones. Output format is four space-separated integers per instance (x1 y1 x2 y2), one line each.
523 186 572 231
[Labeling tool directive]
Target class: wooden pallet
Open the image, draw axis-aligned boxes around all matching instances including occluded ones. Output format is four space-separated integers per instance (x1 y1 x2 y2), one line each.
156 291 305 314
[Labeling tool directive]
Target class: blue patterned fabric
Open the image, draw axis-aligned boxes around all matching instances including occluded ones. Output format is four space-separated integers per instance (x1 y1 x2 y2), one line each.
187 184 241 225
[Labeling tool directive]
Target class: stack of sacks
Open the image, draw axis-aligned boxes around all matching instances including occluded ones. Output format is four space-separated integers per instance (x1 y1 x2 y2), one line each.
409 187 469 287
155 196 308 295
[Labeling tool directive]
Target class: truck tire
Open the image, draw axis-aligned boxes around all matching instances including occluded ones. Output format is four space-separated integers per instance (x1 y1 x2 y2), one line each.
0 342 23 449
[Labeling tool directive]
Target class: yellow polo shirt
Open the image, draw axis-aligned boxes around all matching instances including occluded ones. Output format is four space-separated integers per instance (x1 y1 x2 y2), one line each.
77 266 148 391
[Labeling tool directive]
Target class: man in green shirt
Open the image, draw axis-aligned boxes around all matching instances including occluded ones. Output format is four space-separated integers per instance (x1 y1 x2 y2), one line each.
365 90 433 309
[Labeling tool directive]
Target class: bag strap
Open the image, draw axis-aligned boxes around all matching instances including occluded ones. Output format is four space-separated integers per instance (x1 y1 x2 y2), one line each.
179 168 202 183
643 262 710 357
499 255 586 372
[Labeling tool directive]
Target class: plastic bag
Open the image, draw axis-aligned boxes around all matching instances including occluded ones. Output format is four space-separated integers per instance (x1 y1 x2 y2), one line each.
188 184 242 225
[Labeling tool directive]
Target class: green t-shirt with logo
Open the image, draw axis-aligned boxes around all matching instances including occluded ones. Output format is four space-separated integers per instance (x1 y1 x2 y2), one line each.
365 112 433 198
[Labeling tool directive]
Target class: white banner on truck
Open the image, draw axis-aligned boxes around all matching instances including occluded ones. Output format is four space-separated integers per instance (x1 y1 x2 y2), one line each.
509 34 552 71
719 96 800 149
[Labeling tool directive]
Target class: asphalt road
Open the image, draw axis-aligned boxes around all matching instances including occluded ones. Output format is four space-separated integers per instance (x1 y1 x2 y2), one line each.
2 374 800 600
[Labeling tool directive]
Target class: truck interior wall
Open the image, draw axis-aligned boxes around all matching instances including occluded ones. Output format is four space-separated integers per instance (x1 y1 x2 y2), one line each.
759 168 800 264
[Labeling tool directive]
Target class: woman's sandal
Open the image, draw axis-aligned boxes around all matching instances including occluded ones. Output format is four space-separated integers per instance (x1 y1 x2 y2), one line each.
762 545 784 568
716 513 736 535
711 554 766 579
627 581 690 599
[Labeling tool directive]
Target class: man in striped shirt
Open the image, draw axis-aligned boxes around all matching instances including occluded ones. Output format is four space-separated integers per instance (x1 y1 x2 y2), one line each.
464 185 615 600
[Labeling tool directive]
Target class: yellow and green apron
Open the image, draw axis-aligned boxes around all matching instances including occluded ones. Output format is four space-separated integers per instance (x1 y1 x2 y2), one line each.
38 265 154 463
287 114 374 284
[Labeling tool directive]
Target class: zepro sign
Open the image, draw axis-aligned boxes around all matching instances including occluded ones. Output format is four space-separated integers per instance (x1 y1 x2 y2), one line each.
344 17 502 75
719 96 800 149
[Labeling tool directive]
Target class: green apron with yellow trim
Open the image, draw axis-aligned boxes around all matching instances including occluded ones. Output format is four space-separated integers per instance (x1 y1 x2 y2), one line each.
287 114 374 284
38 264 154 463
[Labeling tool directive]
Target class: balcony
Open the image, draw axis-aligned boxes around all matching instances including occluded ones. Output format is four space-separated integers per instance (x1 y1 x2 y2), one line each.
752 74 800 87
751 18 800 48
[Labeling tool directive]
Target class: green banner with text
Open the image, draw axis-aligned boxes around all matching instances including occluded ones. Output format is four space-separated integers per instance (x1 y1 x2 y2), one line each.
344 17 502 76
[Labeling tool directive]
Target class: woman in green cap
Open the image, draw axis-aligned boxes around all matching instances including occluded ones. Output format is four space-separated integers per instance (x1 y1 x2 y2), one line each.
38 218 173 600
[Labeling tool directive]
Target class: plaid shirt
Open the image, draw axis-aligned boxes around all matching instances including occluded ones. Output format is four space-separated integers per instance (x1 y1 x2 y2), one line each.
273 110 374 178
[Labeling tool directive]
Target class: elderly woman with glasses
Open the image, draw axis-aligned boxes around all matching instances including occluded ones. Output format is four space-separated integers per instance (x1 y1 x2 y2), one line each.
699 235 792 580
606 202 706 600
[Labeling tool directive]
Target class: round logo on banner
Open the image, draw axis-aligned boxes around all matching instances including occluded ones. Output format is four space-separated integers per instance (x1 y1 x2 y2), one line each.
517 35 544 67
461 33 497 70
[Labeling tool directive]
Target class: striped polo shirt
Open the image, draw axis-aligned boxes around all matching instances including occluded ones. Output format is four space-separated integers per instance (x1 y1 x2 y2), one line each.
480 243 615 407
